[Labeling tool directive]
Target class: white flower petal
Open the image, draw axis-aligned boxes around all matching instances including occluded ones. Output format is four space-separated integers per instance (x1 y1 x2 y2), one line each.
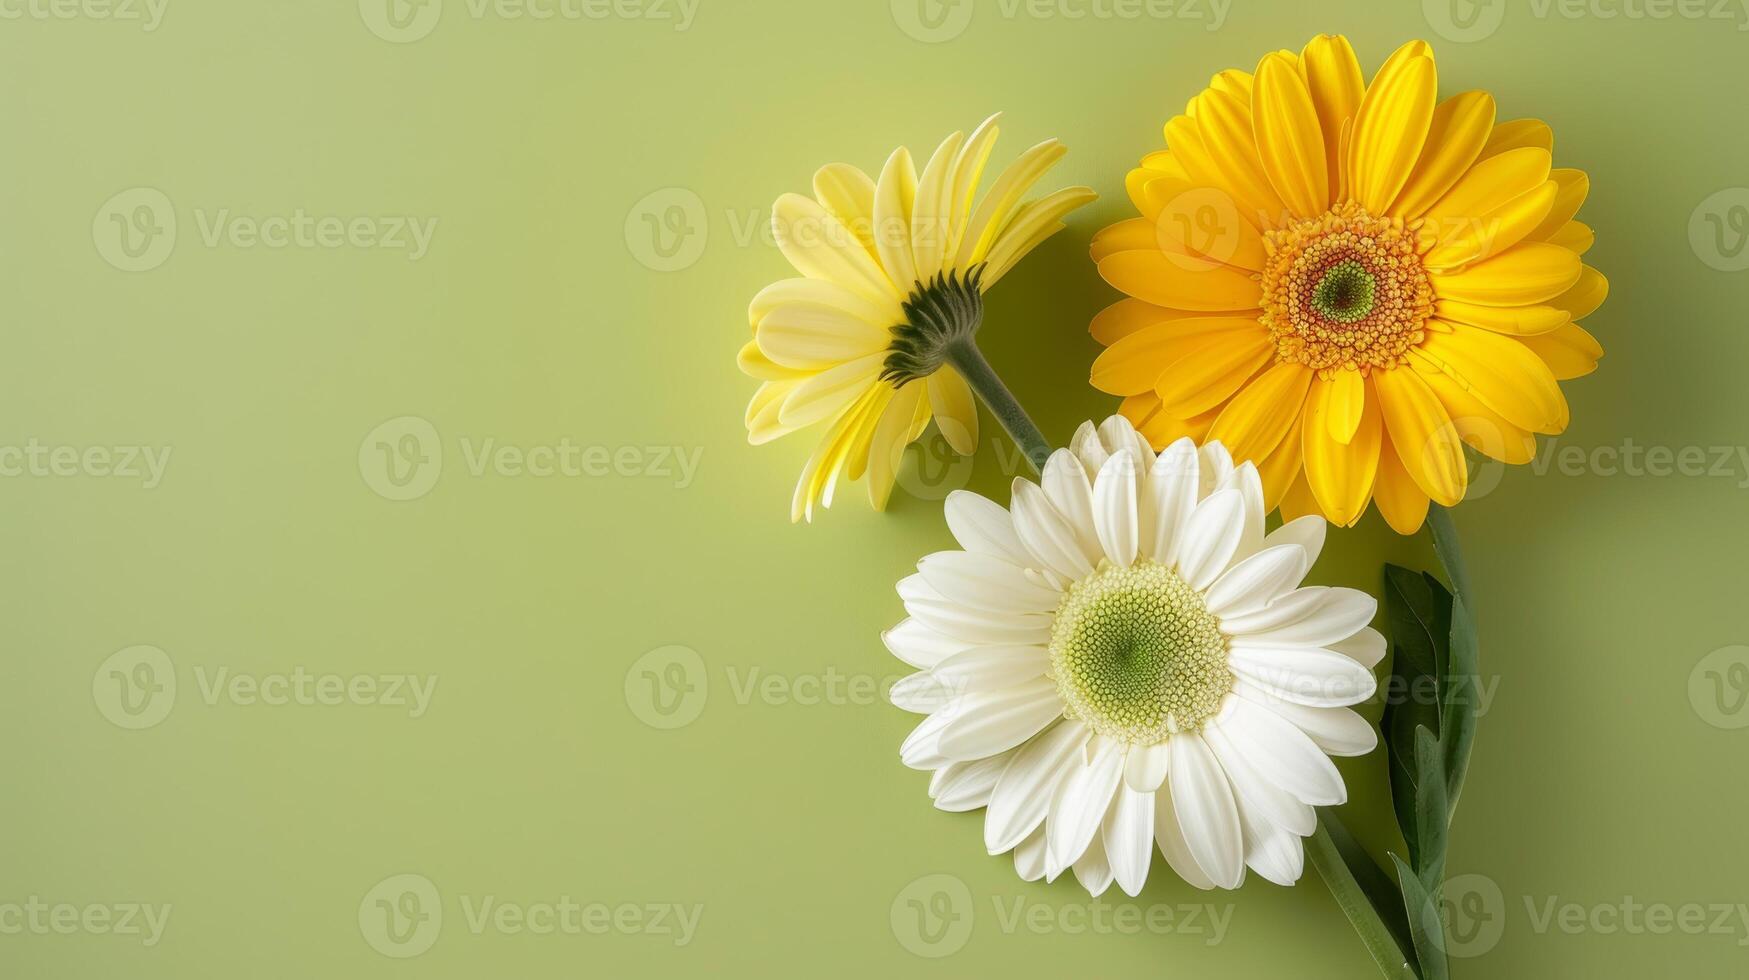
1154 780 1218 890
1103 785 1156 898
1013 825 1048 879
985 719 1087 853
1042 450 1101 562
1262 514 1327 569
1010 478 1096 582
1329 626 1387 669
1098 413 1156 470
890 671 963 713
1198 440 1236 497
1167 734 1245 889
900 710 954 770
1217 461 1268 563
1071 830 1116 897
1205 543 1311 619
1175 488 1246 590
930 752 1012 812
918 551 1061 613
1218 697 1348 806
1235 587 1378 647
938 677 1063 761
883 618 966 670
929 645 1050 695
1237 792 1306 886
1203 719 1316 836
1236 682 1379 757
1146 437 1200 565
1069 419 1110 475
944 490 1033 566
904 590 1054 647
1217 587 1332 636
1229 644 1379 708
1123 740 1170 793
1092 451 1140 568
1046 738 1126 877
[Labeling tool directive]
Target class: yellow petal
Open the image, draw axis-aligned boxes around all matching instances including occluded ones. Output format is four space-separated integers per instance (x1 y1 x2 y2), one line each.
1348 41 1437 214
1541 220 1595 255
1372 365 1467 506
945 114 1002 259
747 380 797 445
1137 404 1221 450
1393 91 1496 219
864 381 925 512
1279 472 1321 523
1527 169 1589 242
1480 118 1552 160
792 385 885 523
872 147 919 291
1419 147 1551 243
1299 33 1364 204
1092 317 1264 396
1253 51 1329 219
1372 438 1431 535
956 138 1068 268
738 339 809 381
1152 185 1267 271
1121 392 1162 430
812 164 879 256
1416 364 1538 464
1424 180 1558 270
755 298 891 370
1413 323 1567 434
980 185 1097 288
1518 321 1603 380
1434 298 1568 336
1097 249 1262 311
1431 242 1581 306
1090 297 1202 345
1090 217 1160 262
1256 409 1306 512
778 353 882 428
749 276 902 331
1325 368 1367 443
910 130 966 279
1154 333 1274 418
1187 89 1289 222
1208 361 1315 465
772 193 898 304
925 366 978 455
1302 374 1382 526
1550 265 1608 320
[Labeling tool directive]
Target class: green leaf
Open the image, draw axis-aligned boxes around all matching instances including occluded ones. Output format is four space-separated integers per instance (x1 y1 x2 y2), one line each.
1442 593 1479 814
1411 726 1449 892
1381 564 1454 866
1390 853 1450 980
1308 814 1421 980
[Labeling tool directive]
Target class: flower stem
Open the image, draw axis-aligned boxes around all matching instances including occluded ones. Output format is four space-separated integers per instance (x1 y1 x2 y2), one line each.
1307 814 1420 980
945 339 1052 473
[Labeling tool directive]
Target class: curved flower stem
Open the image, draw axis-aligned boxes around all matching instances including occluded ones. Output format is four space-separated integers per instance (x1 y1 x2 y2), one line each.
1308 814 1420 980
945 339 1052 473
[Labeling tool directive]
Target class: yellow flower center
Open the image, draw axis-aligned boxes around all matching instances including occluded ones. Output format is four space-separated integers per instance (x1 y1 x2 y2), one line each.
1259 204 1433 375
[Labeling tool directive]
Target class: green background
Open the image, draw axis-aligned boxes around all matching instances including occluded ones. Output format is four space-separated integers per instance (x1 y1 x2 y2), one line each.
4 0 1747 976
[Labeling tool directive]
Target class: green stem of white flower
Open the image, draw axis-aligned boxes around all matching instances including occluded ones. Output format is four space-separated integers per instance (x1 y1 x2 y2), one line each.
1308 814 1421 980
945 339 1051 473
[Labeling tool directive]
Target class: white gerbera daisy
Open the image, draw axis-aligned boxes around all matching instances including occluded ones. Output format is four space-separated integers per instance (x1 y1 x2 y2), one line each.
886 416 1383 896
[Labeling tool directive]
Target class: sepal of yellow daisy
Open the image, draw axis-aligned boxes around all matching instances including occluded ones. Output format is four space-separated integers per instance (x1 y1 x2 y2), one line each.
1087 34 1605 532
741 115 1096 521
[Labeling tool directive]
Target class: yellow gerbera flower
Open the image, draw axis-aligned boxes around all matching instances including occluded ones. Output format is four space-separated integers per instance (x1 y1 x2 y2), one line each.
742 114 1096 522
1088 35 1606 534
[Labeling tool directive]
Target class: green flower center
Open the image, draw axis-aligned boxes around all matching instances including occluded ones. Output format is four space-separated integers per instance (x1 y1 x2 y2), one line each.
1047 560 1232 743
1310 258 1376 324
